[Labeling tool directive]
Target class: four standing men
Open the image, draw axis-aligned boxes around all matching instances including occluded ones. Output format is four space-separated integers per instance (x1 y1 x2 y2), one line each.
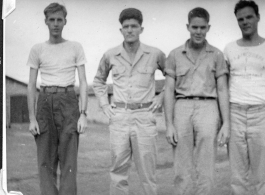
27 3 88 195
93 8 165 195
224 1 265 195
26 0 265 194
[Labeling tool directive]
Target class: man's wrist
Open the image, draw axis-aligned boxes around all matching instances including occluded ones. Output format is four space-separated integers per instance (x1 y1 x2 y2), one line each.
222 121 230 127
29 116 37 122
102 104 109 109
80 110 87 116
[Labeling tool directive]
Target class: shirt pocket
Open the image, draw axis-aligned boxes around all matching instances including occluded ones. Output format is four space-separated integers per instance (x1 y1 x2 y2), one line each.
137 66 154 88
112 66 126 80
175 66 190 90
176 67 190 76
204 64 217 90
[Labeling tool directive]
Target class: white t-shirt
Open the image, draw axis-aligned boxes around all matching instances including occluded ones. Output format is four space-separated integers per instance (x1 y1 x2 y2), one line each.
224 41 265 105
27 40 87 87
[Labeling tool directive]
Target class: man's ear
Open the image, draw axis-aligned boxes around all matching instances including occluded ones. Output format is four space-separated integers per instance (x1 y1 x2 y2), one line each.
207 24 211 32
64 19 67 25
140 27 144 34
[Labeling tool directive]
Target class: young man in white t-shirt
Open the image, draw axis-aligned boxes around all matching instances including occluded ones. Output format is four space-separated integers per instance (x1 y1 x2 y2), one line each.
224 1 265 195
27 3 88 195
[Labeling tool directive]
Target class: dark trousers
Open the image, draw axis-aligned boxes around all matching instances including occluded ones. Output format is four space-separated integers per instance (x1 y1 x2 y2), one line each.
35 91 80 195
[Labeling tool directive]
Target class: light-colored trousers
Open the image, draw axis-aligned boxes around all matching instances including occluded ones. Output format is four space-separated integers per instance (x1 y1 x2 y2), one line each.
109 108 157 195
229 103 265 195
173 99 220 195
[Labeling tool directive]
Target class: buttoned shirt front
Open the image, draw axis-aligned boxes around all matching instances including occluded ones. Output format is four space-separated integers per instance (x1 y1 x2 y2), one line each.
93 43 166 107
165 40 228 98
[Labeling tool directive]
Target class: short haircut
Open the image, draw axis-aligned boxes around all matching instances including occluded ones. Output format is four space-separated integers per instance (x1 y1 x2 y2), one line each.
44 3 67 19
188 7 210 23
234 0 259 16
119 8 143 25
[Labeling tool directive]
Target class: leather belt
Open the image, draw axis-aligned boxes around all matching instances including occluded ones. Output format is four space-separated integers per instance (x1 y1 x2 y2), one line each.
40 85 75 93
177 96 216 100
114 102 152 110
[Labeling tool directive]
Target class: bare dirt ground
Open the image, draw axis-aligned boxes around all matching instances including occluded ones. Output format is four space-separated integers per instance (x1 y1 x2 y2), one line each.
6 123 231 195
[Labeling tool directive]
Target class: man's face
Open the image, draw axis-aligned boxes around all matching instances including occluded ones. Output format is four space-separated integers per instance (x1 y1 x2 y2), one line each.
187 17 210 47
120 19 143 43
236 6 259 37
45 11 66 37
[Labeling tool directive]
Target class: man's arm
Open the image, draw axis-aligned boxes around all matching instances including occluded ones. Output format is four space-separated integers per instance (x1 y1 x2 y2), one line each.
164 51 178 145
77 65 88 134
93 54 115 118
149 50 166 113
217 74 230 147
164 75 177 146
27 67 40 136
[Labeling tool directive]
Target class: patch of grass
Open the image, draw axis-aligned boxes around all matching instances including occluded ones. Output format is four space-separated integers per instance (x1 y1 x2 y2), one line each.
7 123 232 195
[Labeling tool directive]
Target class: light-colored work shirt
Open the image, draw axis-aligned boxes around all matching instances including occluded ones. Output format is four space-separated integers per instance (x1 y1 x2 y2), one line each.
165 40 228 98
93 43 166 107
224 41 265 105
27 40 87 87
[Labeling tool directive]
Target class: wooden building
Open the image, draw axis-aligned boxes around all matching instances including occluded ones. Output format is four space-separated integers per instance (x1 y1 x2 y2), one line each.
5 76 39 127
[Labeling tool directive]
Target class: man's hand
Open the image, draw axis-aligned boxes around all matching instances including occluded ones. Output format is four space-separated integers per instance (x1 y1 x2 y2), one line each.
102 104 116 118
217 124 230 147
166 124 178 146
77 114 88 134
149 95 163 113
29 119 40 136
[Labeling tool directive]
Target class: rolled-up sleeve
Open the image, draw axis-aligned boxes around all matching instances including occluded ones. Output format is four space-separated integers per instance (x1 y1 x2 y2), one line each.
165 51 176 79
215 51 229 78
92 53 111 107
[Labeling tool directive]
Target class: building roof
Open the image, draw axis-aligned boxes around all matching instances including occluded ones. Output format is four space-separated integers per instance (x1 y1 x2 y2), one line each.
6 75 28 87
6 75 40 91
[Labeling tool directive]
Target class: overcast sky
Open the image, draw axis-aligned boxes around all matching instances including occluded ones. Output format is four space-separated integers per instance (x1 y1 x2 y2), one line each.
4 0 265 85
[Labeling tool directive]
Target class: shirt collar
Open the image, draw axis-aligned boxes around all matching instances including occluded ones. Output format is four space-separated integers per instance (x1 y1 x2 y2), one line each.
181 39 214 53
115 42 151 56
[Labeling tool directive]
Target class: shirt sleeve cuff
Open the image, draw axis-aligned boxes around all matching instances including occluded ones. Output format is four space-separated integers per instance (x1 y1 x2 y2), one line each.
76 59 87 66
99 96 109 107
165 69 176 79
27 63 39 69
216 69 229 78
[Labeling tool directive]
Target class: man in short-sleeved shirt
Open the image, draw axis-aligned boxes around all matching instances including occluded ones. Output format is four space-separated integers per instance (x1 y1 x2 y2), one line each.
27 3 88 195
224 1 265 194
164 7 230 195
28 41 86 86
93 8 165 195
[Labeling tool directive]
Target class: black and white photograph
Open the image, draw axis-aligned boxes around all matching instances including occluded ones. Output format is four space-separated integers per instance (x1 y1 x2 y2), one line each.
2 0 265 195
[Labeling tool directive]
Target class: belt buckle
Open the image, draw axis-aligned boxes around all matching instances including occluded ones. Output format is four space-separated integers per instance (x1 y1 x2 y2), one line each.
125 103 128 110
193 97 200 100
51 86 58 93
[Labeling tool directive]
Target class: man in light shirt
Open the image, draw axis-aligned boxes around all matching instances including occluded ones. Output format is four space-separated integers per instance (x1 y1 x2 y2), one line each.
164 7 230 195
224 0 265 195
27 3 88 195
93 8 165 195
